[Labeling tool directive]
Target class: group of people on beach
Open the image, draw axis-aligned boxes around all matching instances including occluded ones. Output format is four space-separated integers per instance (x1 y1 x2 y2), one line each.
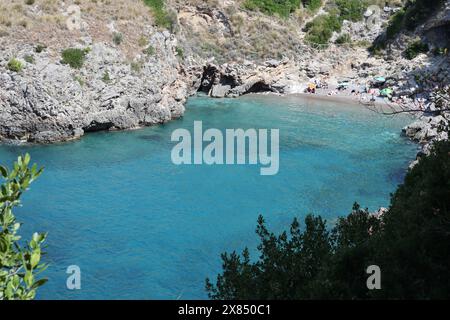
306 79 326 94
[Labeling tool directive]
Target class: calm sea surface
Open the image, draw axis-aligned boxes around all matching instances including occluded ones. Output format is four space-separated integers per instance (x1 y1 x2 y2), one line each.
0 94 417 299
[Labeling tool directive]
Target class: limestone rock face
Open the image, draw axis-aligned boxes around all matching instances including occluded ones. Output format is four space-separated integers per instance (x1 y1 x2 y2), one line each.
0 32 189 144
403 114 449 168
403 116 450 145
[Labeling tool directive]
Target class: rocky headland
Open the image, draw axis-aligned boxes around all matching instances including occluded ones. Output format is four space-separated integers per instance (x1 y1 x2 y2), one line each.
0 30 189 143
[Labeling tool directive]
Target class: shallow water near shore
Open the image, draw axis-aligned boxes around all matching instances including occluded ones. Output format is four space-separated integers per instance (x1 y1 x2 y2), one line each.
0 94 418 299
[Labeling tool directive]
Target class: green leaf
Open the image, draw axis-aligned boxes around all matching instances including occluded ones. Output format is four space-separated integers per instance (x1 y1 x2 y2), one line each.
24 154 31 166
30 252 40 269
0 165 7 178
0 154 47 299
31 278 48 290
24 271 34 287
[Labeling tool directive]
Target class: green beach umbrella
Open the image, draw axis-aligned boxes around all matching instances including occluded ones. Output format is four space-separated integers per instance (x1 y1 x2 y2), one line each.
380 88 393 96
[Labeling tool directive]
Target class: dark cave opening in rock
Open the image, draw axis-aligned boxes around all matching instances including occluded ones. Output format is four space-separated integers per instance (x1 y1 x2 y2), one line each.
246 81 275 94
197 65 218 93
83 121 114 133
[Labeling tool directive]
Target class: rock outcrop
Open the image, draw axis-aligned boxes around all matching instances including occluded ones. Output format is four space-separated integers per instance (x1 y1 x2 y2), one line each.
402 113 449 167
0 31 188 144
195 60 307 98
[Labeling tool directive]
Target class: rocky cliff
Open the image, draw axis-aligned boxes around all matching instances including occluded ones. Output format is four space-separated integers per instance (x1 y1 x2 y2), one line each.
0 0 192 144
0 31 188 143
0 0 449 146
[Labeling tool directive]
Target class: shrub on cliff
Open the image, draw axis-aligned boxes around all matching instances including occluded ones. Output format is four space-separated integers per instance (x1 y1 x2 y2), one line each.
404 40 429 59
304 0 322 12
112 32 123 46
61 48 89 69
206 140 450 299
7 58 23 72
335 0 366 22
243 0 302 17
386 9 406 40
373 0 445 50
143 0 176 30
304 12 342 45
0 154 47 300
335 33 352 44
403 0 446 31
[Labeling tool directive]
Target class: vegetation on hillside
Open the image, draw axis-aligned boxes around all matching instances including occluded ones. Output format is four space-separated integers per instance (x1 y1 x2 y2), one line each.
61 48 89 69
206 140 450 299
304 0 368 46
143 0 176 30
304 11 342 45
372 0 446 51
6 58 23 73
335 0 366 22
243 0 322 17
404 39 429 59
0 155 47 300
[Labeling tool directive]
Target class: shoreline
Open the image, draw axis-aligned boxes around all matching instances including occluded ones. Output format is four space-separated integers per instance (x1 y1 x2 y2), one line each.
242 90 413 114
0 92 418 146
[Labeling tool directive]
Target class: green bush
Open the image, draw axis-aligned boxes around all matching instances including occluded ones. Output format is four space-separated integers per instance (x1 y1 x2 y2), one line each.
304 0 322 12
243 0 302 17
207 140 450 299
143 45 156 56
143 0 176 30
130 61 143 73
7 58 23 72
386 9 405 39
335 0 366 22
112 32 123 45
101 71 111 83
61 48 88 69
404 40 429 59
243 0 323 16
0 154 47 300
24 54 34 64
175 46 184 58
335 33 352 44
305 13 342 45
138 36 149 47
35 44 46 53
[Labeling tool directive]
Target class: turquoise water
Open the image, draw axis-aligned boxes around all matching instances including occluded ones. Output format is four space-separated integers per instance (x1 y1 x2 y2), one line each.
0 94 417 299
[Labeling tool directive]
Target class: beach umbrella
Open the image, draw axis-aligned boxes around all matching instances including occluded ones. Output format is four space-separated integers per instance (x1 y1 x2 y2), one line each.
380 88 393 96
